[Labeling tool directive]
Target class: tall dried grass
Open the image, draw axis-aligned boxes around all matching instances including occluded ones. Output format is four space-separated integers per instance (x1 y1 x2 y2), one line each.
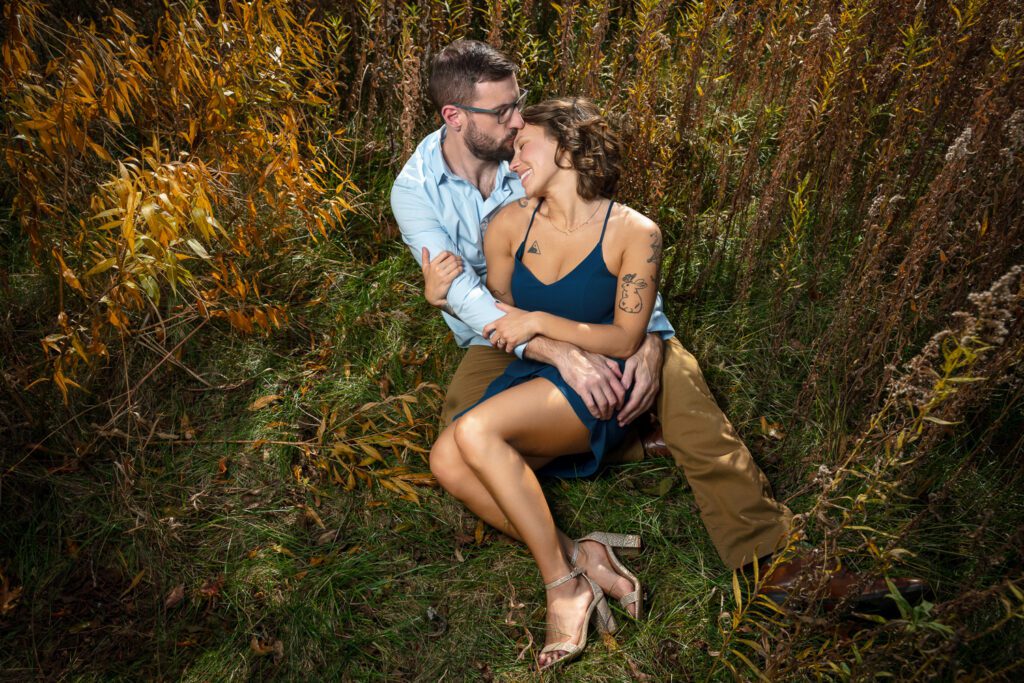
2 0 1022 677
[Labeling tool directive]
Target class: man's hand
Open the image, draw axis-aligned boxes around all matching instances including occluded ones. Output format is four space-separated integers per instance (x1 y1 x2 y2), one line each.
617 333 664 426
527 337 626 420
421 247 463 308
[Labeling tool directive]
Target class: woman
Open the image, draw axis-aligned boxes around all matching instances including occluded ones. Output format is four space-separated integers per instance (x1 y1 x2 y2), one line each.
429 97 660 669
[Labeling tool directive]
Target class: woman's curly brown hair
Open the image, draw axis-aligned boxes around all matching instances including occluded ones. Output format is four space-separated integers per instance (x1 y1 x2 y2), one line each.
521 97 623 200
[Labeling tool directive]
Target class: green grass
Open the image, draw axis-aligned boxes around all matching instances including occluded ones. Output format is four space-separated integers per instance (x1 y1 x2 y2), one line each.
2 195 1022 681
0 233 740 680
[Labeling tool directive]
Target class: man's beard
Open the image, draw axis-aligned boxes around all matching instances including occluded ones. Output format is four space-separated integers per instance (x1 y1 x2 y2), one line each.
465 118 515 162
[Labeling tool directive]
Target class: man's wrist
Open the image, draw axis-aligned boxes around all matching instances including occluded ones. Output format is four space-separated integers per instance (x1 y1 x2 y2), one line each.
643 332 663 358
522 334 558 364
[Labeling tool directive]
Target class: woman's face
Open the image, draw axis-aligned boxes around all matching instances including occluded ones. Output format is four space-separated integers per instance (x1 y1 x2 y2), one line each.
510 123 564 197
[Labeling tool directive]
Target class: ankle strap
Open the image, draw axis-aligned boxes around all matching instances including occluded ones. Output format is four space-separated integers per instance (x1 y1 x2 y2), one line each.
544 565 584 591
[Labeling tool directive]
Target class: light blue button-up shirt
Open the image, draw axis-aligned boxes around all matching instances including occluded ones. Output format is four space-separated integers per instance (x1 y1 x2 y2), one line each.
390 125 674 356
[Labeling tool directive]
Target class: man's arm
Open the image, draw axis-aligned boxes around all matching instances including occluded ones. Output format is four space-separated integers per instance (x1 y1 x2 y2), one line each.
519 336 625 421
391 180 509 341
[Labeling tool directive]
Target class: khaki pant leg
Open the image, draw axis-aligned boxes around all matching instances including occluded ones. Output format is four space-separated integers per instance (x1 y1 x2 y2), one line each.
441 345 517 426
658 337 793 569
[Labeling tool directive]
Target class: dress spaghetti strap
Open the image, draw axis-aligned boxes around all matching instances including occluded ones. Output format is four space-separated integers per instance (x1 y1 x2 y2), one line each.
597 200 614 243
523 198 544 245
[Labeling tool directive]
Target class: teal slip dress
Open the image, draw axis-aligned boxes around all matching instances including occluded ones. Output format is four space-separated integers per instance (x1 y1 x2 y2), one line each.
456 198 634 479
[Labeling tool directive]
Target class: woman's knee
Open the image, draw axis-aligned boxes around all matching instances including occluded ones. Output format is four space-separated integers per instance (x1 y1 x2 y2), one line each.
429 431 463 490
453 412 500 469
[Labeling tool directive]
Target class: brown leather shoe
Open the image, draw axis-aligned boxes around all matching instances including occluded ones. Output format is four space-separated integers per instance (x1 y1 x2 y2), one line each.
757 551 932 617
640 419 671 459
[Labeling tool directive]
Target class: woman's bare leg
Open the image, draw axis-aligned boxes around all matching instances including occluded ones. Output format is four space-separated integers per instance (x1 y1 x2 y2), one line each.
446 378 608 666
430 389 642 623
431 428 578 550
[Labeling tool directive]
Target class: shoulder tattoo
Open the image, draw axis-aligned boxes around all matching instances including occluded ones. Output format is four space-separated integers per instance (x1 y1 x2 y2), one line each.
527 240 541 255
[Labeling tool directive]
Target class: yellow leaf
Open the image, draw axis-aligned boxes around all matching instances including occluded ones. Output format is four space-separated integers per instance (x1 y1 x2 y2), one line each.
119 569 146 599
123 187 137 254
186 238 211 259
84 257 117 277
248 394 283 411
732 570 743 610
358 442 383 462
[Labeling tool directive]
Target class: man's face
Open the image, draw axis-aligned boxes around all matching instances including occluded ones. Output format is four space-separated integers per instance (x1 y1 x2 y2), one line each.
461 77 525 162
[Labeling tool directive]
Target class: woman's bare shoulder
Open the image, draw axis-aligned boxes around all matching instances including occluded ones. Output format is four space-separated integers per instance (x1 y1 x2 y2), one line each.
489 196 539 234
610 202 659 235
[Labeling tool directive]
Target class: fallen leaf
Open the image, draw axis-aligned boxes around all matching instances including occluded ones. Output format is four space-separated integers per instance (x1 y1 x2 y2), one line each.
270 544 295 557
303 505 325 529
250 636 273 656
474 520 485 545
0 581 23 616
119 569 146 599
164 583 185 610
316 529 340 546
198 576 224 599
248 394 283 411
759 416 786 440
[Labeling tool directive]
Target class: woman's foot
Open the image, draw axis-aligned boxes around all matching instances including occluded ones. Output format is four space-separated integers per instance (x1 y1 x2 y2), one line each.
573 540 640 618
538 573 597 669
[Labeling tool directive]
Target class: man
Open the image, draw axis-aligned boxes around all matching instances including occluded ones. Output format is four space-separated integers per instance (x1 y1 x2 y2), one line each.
390 39 925 610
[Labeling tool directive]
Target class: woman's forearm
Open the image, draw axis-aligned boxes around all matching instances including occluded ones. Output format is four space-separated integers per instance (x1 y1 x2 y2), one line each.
534 312 644 359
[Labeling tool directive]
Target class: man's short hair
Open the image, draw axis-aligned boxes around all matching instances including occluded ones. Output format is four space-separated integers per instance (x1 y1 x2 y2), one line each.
428 39 518 113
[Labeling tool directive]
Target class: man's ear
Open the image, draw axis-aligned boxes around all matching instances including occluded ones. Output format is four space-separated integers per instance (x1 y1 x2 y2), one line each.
440 105 462 131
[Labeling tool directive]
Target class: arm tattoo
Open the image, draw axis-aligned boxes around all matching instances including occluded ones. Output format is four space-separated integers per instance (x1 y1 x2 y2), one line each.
618 273 649 314
527 240 541 255
647 231 663 282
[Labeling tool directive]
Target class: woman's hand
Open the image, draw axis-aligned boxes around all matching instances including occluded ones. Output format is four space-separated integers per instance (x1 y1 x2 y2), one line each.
421 247 463 308
483 302 541 352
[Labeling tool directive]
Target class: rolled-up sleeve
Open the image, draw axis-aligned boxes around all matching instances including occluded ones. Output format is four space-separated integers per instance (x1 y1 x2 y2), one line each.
648 294 675 340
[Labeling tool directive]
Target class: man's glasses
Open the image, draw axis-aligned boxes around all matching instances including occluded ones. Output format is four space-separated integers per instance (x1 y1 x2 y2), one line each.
453 89 529 125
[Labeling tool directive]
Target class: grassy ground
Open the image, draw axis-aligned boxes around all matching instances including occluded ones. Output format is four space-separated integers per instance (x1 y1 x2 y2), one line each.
5 218 1022 680
0 194 795 680
3 147 1022 683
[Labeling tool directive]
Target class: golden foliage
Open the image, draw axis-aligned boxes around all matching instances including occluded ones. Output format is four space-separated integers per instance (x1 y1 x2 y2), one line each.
1 0 357 401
